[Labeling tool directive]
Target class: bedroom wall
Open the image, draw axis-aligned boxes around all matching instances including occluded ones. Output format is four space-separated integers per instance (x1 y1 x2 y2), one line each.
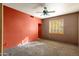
42 12 78 45
3 6 42 48
0 3 2 54
78 13 79 46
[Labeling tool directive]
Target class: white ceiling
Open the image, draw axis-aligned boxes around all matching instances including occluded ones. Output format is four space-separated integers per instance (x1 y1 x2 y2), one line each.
4 3 79 19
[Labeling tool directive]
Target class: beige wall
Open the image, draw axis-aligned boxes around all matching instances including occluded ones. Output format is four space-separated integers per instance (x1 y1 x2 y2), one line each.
78 13 79 46
42 13 78 45
0 3 2 54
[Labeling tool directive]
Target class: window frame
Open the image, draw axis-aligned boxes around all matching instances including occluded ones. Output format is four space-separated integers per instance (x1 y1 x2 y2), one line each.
49 18 64 34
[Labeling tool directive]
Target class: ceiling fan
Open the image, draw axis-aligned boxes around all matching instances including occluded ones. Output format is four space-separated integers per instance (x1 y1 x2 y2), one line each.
40 7 55 15
34 4 55 16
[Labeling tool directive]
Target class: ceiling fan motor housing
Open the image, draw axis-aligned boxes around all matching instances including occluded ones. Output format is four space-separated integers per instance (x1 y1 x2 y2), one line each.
43 10 48 15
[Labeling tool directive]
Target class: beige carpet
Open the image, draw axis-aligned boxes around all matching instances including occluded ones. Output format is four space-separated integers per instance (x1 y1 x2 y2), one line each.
3 38 79 56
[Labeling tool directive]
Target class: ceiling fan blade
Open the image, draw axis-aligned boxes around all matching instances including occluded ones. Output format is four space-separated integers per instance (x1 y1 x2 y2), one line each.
32 5 39 9
32 3 46 9
36 12 43 13
48 11 55 13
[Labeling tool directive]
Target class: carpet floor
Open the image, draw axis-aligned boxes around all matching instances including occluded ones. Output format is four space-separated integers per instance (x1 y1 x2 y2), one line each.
3 38 79 56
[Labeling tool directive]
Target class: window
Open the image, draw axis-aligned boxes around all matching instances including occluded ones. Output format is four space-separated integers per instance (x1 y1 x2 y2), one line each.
49 19 64 34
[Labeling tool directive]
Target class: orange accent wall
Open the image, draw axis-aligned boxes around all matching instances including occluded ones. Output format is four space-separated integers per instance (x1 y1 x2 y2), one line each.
3 6 42 48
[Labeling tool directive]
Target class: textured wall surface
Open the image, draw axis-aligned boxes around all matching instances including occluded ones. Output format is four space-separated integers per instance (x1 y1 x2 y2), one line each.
0 3 2 54
78 13 79 46
3 6 42 48
42 13 78 45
